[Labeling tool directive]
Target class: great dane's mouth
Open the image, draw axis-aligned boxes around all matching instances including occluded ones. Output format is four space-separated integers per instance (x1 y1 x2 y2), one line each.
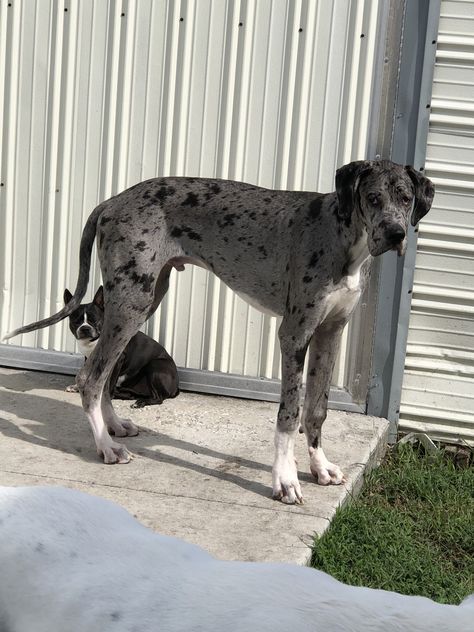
391 239 407 257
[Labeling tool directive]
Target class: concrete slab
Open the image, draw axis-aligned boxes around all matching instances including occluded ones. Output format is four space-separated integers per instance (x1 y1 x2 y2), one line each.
0 367 388 564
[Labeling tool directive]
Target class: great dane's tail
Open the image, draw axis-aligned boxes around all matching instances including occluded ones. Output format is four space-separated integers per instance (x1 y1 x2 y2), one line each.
2 205 103 341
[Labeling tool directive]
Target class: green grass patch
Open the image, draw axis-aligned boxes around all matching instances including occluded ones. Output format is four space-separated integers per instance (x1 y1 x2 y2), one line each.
311 443 474 604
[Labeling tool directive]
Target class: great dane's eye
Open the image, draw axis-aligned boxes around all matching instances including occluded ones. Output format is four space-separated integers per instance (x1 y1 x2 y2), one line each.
368 193 380 206
402 195 412 205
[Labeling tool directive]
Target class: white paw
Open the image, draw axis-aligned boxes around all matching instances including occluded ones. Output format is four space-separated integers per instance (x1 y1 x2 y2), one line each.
309 447 345 485
98 442 133 464
106 418 139 437
65 383 79 393
272 457 304 504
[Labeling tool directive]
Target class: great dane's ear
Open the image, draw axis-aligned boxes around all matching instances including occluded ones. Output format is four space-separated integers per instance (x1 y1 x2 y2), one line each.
64 289 73 305
405 166 435 226
93 286 104 309
335 160 372 222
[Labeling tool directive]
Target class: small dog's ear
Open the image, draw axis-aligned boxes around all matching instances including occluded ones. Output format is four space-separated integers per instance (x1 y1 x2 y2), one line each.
335 160 372 222
405 166 435 226
64 289 73 305
93 286 104 309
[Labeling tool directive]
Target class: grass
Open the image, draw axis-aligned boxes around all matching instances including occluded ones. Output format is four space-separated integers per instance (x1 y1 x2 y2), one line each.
310 443 474 604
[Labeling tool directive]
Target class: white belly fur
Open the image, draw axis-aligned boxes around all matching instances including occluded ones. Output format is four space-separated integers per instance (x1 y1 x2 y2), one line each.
235 291 281 317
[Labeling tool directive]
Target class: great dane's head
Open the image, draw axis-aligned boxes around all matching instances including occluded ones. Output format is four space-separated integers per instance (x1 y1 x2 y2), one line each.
335 159 435 257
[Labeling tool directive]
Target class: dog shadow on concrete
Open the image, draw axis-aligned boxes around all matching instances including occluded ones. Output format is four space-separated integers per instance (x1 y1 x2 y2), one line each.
0 386 315 501
0 370 78 393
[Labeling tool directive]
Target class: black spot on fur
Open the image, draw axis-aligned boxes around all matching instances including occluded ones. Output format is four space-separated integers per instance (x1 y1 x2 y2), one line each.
135 241 147 251
258 245 267 257
110 612 122 622
182 192 199 207
307 197 323 220
306 301 315 309
150 252 156 262
298 316 306 326
294 347 307 369
211 183 221 194
303 275 312 283
142 228 149 234
264 197 272 203
311 436 319 449
153 185 176 204
171 227 184 238
188 231 202 241
99 216 112 226
131 272 155 293
308 368 316 377
219 213 237 228
113 324 122 334
105 281 115 292
309 252 319 268
116 258 136 275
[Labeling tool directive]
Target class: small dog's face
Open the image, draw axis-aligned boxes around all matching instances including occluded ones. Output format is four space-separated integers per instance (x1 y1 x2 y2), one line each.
64 286 104 343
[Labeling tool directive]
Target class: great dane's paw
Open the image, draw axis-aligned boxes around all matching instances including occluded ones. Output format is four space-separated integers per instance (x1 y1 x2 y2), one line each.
309 447 345 485
107 418 139 437
65 383 79 393
272 459 304 505
99 443 133 464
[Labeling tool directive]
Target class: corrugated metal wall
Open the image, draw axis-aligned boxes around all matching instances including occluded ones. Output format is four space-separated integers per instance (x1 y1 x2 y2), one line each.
400 0 474 445
0 0 382 397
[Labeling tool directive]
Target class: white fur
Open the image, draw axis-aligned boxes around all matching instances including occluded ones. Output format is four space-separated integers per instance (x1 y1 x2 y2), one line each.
0 486 471 632
320 232 370 323
272 429 302 504
77 337 98 357
309 446 344 485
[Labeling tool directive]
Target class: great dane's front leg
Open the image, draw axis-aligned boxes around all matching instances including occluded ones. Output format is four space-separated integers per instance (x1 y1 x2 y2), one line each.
272 323 312 505
301 320 346 485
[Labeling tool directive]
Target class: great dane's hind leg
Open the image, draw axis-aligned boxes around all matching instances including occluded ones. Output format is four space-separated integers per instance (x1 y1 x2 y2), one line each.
300 321 346 485
272 323 312 505
76 284 159 464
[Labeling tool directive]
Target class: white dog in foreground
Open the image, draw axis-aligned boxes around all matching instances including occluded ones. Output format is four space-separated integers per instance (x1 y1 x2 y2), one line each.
0 487 471 632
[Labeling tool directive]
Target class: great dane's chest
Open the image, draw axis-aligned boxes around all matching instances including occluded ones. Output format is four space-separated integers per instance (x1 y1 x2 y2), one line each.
319 238 370 322
320 271 362 322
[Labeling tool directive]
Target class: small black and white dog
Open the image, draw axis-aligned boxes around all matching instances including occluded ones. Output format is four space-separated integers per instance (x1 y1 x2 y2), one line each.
65 286 179 408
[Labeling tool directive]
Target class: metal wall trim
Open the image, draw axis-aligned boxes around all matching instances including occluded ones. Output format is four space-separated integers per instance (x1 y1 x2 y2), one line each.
0 344 364 412
366 0 441 440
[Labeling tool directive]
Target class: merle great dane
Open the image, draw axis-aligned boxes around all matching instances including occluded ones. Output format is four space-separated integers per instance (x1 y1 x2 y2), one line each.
4 160 434 504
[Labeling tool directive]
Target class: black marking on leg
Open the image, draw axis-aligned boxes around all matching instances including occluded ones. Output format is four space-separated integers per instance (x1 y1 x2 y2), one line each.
294 346 308 370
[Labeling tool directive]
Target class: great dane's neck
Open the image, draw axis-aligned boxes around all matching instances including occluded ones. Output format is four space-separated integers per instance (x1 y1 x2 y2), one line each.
347 228 370 276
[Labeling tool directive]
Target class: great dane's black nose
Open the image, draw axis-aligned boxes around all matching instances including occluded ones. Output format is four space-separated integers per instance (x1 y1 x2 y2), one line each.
386 226 406 244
